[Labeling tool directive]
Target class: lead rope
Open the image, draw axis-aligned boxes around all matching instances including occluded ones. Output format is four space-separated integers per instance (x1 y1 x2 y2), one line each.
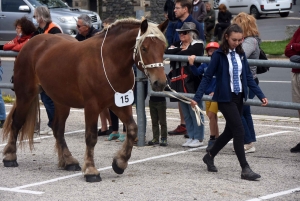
100 27 135 92
163 84 206 126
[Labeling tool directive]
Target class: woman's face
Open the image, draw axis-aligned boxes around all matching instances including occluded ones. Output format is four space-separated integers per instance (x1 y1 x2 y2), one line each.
15 25 22 35
178 31 191 43
225 32 243 50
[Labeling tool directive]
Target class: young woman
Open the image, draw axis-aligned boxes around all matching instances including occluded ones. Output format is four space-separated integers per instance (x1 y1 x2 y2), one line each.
191 24 268 181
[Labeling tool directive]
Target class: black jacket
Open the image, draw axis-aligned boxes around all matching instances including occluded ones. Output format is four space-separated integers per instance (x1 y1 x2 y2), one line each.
75 26 100 41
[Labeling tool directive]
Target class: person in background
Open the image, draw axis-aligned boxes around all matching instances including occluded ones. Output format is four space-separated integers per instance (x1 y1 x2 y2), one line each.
75 14 100 41
33 6 62 135
188 41 220 152
191 0 206 42
0 57 5 128
166 22 205 148
284 27 300 153
232 12 261 153
147 93 168 146
204 2 215 42
164 0 177 46
166 0 203 136
211 4 232 42
3 17 36 52
191 24 268 180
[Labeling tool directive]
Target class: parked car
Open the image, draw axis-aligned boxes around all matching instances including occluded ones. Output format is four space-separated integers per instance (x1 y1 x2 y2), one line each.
0 0 102 45
213 0 293 19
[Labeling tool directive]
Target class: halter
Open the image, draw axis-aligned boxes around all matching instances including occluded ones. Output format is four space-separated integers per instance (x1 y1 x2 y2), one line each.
133 29 164 76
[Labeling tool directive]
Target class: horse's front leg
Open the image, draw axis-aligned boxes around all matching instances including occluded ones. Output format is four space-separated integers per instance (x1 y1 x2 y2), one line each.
82 104 101 182
111 106 137 174
53 105 81 171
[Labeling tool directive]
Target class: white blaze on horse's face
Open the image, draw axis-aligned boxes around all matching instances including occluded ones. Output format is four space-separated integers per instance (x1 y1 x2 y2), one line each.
133 23 167 92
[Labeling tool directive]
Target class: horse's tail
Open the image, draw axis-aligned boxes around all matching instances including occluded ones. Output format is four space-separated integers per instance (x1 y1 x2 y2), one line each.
2 95 39 150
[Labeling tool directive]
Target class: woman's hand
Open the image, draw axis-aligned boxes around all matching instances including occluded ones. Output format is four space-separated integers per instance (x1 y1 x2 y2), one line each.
188 55 196 65
261 98 268 106
190 100 197 108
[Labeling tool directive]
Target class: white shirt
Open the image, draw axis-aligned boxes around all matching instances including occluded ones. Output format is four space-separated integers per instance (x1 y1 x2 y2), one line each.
227 49 242 93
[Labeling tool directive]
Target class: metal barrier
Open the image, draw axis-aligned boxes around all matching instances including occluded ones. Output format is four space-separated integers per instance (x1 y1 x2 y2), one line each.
1 51 300 146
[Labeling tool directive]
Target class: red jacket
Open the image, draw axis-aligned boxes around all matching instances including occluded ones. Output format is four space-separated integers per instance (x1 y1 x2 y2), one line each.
3 33 34 52
285 28 300 73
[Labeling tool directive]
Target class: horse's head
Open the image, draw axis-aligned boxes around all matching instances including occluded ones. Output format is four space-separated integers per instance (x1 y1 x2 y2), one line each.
134 19 168 92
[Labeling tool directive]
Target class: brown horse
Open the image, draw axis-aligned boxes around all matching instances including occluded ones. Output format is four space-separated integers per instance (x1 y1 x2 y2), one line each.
2 18 168 182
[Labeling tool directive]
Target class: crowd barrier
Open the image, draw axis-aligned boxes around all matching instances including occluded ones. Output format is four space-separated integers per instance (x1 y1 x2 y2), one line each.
1 50 300 146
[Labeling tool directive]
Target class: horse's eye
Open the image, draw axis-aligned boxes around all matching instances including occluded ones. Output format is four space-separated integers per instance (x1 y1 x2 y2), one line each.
141 47 147 52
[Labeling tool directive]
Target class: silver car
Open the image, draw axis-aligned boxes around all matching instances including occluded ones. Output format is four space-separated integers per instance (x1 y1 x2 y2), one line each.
0 0 102 45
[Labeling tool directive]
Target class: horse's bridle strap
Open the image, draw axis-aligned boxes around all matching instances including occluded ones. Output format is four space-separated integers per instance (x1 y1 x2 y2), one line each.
143 62 164 68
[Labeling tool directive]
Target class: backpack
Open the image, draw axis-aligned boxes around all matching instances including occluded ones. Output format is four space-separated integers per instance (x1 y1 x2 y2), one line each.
256 40 270 74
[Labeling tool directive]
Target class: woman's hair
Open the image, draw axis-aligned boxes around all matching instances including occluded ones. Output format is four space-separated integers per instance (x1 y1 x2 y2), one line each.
218 4 227 12
78 14 92 27
14 17 36 35
232 12 259 37
35 6 52 23
220 24 244 55
189 31 199 40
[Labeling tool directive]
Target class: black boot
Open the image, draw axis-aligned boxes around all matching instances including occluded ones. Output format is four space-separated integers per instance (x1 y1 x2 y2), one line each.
203 153 218 172
241 165 261 181
290 143 300 153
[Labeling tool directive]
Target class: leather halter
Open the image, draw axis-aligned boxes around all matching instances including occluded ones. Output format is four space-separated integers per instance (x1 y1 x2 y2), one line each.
133 29 164 76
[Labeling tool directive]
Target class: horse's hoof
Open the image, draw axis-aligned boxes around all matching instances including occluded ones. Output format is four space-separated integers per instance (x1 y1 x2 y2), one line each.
65 164 81 171
85 174 102 182
112 159 124 174
3 159 19 167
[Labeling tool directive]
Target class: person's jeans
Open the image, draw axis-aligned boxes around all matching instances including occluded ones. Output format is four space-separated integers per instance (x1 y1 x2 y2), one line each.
179 101 204 141
198 22 205 42
0 66 6 120
40 91 55 128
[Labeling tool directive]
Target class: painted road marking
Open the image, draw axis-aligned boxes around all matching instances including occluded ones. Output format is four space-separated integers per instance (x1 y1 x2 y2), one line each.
246 187 300 201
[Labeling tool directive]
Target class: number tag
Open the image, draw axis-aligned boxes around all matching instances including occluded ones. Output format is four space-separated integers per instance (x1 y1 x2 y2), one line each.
114 90 134 107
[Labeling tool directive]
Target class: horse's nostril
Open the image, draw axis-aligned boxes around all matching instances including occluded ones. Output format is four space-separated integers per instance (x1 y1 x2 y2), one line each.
153 81 158 87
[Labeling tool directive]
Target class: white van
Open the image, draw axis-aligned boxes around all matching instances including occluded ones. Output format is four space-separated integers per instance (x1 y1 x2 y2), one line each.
214 0 293 19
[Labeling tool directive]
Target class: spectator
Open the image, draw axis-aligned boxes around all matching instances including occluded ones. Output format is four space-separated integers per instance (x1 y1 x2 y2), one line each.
284 27 300 153
232 12 261 153
147 94 168 146
33 6 62 135
166 0 204 136
75 14 100 41
166 22 205 148
0 57 5 128
188 41 220 152
191 24 268 180
3 17 36 52
211 4 232 42
204 2 215 41
191 0 206 42
164 0 177 46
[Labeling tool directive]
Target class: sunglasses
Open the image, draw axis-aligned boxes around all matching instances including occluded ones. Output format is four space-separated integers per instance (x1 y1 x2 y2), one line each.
178 31 189 35
77 24 86 28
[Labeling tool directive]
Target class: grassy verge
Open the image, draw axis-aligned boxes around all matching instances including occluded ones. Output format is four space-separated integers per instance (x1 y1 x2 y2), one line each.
260 39 290 55
2 94 15 103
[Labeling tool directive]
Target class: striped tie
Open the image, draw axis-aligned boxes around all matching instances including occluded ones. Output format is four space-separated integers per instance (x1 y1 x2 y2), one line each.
230 51 240 95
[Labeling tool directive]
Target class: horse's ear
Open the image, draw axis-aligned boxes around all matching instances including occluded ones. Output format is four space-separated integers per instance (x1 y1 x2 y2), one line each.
158 19 169 33
140 19 148 34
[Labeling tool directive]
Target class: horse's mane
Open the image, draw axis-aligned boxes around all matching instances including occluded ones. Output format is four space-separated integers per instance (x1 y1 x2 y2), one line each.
102 18 167 47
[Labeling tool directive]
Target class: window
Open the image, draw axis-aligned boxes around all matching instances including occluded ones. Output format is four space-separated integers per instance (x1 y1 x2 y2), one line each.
2 0 24 12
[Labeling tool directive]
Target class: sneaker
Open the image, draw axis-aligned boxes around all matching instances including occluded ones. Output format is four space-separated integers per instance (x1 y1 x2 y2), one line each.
148 138 159 145
206 139 216 152
115 134 126 142
290 143 300 153
168 125 187 135
188 139 204 148
182 138 193 147
0 120 5 128
160 138 168 146
40 126 52 135
106 133 120 141
244 143 256 153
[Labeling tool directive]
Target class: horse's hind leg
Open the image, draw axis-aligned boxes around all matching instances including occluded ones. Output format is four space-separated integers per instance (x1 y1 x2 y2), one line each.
110 105 137 174
53 104 81 171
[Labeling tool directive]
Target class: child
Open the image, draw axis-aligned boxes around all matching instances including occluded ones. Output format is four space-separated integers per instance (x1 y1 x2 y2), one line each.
148 95 168 146
188 42 220 152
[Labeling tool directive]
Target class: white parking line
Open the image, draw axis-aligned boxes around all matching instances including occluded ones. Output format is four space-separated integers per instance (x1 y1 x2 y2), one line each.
246 187 300 201
0 187 43 195
0 130 293 196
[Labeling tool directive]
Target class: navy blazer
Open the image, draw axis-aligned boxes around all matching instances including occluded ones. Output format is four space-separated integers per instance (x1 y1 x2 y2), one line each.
193 48 266 102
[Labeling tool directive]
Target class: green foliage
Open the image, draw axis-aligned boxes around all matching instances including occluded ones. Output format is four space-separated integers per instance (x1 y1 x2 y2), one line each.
260 39 290 55
2 94 15 103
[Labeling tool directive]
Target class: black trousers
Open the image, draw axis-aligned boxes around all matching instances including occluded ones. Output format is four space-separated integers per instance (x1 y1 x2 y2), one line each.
109 110 126 132
210 93 249 169
213 22 230 41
